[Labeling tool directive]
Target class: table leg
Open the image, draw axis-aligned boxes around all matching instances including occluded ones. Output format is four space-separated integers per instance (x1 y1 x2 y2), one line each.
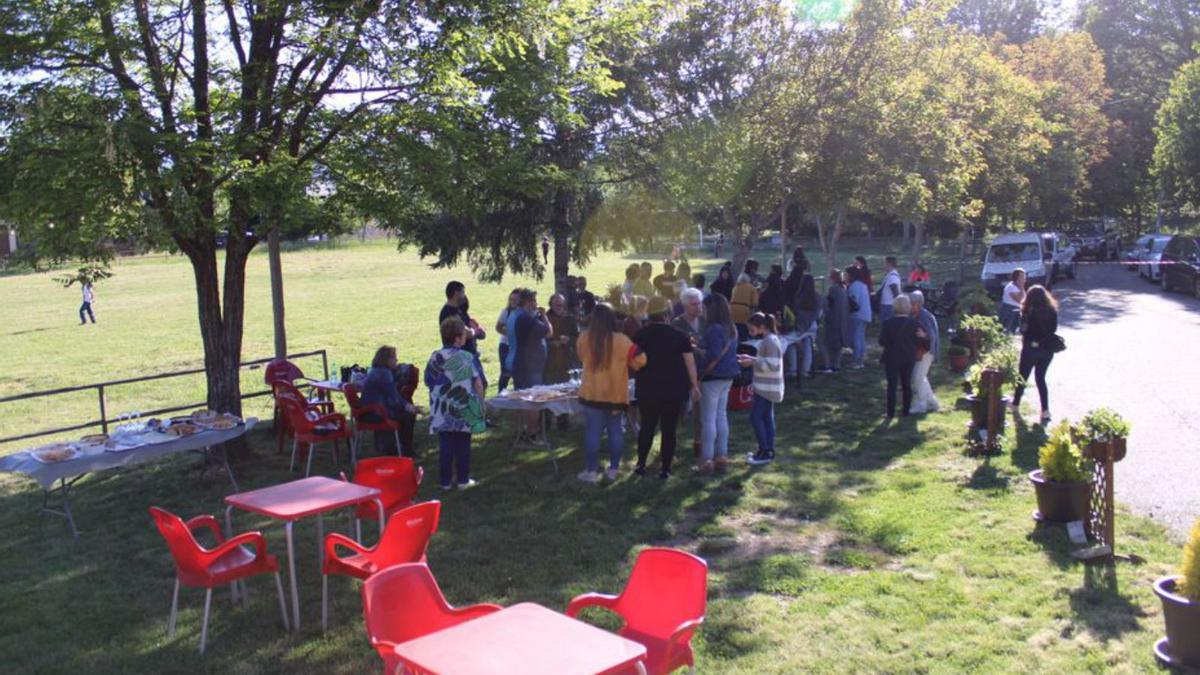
286 521 300 631
374 498 386 531
40 477 82 539
635 661 648 675
541 409 559 475
220 444 239 492
224 505 234 539
317 513 324 567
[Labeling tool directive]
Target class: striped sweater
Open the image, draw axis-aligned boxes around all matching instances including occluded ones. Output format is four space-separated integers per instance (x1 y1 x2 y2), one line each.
752 333 785 403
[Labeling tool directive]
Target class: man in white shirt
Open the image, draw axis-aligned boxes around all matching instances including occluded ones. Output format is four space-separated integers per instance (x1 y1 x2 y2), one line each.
878 256 902 321
1000 268 1025 333
79 282 96 325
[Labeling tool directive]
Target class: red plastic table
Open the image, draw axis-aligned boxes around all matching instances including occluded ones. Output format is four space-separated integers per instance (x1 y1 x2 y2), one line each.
224 476 383 631
391 602 648 675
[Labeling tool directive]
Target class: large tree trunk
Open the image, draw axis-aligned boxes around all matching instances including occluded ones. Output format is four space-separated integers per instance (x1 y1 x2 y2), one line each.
910 220 925 270
816 204 846 274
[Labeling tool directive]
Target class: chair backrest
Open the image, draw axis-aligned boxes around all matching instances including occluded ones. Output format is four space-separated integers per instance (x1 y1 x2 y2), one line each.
354 457 423 506
616 548 708 638
148 506 208 576
373 501 440 564
394 364 420 404
341 383 364 412
361 563 467 646
274 383 318 431
265 358 304 385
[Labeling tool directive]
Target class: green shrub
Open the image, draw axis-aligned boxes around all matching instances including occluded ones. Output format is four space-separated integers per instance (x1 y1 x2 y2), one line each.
1179 518 1200 602
967 346 1023 400
1038 420 1091 483
959 284 995 317
960 313 1009 354
1078 408 1131 443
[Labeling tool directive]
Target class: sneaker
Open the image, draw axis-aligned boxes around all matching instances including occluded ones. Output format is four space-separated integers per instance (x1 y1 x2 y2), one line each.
605 467 620 481
816 368 834 374
457 478 479 490
747 451 774 465
576 470 601 484
440 483 454 491
633 465 646 477
851 363 865 370
658 470 671 480
714 457 729 474
1040 411 1052 424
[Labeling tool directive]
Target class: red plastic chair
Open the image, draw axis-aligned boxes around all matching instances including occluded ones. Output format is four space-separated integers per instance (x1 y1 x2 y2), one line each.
361 563 502 674
149 506 290 654
566 548 708 674
277 393 352 476
271 379 334 455
347 457 424 541
342 384 403 463
321 500 440 631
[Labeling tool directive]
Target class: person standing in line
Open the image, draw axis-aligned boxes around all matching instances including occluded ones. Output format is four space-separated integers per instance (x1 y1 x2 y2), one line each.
1010 285 1059 424
1000 268 1026 334
692 273 707 299
574 276 597 319
854 256 874 294
791 264 821 378
439 281 486 355
730 273 758 342
908 290 940 414
878 256 902 321
697 293 740 474
739 313 784 465
494 289 520 392
622 264 640 298
878 294 920 419
79 282 96 324
676 262 692 292
756 264 787 321
709 264 734 301
575 304 646 483
541 233 550 264
425 318 487 489
507 289 554 436
634 262 656 299
743 259 763 287
543 293 577 385
847 266 872 368
820 269 849 373
672 288 707 458
633 296 700 479
652 260 678 300
909 263 930 285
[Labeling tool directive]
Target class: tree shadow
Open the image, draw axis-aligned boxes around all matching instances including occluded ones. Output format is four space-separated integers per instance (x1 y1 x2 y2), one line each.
964 458 1010 493
1067 561 1146 640
1010 411 1048 472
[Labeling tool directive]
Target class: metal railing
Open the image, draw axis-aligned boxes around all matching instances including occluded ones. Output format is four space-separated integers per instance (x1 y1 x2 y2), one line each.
0 349 328 446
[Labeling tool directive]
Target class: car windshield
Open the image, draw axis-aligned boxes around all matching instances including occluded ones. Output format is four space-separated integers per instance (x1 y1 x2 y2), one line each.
988 243 1040 263
1152 239 1170 252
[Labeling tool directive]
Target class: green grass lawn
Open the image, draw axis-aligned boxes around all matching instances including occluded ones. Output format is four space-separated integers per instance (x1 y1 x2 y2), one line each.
0 240 1181 673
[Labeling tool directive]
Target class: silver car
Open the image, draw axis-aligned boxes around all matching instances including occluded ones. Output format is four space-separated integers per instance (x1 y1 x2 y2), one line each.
1139 235 1173 281
1125 234 1153 270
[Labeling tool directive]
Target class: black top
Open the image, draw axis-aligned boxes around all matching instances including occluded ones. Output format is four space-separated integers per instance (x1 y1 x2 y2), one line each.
632 322 693 402
793 273 818 312
878 316 919 366
1021 306 1058 349
438 303 477 354
710 277 733 300
758 281 786 316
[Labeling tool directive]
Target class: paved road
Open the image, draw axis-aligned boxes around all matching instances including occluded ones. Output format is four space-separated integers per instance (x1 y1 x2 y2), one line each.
1039 259 1200 541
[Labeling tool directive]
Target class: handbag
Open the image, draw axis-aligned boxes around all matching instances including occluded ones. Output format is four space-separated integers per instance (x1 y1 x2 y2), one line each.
1047 334 1066 353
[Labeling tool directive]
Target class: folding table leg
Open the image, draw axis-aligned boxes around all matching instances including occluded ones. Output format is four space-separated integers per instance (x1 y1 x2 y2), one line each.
168 577 180 636
317 513 325 567
285 521 301 631
199 587 213 654
635 662 648 675
273 572 290 632
40 478 81 538
220 444 239 492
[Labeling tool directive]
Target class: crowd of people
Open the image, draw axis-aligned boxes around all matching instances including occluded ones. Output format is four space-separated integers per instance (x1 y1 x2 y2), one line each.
383 249 962 489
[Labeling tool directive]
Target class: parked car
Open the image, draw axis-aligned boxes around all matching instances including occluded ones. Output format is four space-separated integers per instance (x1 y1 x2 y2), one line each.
1124 234 1153 270
1138 235 1173 282
1068 220 1120 261
981 232 1076 298
1159 234 1200 298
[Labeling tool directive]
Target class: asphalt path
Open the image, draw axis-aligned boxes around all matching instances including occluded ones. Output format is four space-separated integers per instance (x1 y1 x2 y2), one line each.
1036 259 1200 541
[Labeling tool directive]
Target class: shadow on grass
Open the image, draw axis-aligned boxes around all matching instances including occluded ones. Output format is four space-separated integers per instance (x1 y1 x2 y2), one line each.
1067 561 1146 640
1010 411 1049 471
965 458 1011 493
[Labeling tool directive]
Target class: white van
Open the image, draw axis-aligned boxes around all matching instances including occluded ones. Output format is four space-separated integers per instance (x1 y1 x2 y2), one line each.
981 232 1075 298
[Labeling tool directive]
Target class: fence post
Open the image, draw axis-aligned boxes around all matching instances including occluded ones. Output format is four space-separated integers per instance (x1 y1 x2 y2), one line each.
321 350 329 380
98 385 108 435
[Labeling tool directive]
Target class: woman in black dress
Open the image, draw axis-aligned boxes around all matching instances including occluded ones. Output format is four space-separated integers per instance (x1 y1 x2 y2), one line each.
877 294 920 418
1010 285 1059 424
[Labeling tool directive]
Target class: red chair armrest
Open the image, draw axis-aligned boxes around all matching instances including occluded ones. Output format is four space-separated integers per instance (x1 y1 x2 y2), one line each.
353 402 391 422
451 603 503 621
325 532 371 562
185 515 225 543
370 638 398 659
663 617 704 667
206 531 267 564
565 592 619 618
313 412 348 429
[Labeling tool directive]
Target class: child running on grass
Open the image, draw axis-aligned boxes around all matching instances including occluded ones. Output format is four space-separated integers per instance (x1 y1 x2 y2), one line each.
425 317 487 489
739 312 784 465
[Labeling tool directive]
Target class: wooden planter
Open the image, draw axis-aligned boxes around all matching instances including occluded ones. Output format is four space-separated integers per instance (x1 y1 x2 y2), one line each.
1029 469 1092 523
964 328 982 357
949 352 970 372
1154 576 1200 668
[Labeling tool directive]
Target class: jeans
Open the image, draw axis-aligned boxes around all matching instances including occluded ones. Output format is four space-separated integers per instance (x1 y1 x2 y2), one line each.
637 399 682 473
999 305 1020 333
498 343 511 391
79 302 95 324
583 406 624 472
749 394 775 455
850 318 869 365
884 361 915 417
1013 348 1053 412
438 431 472 487
700 379 732 461
879 304 894 322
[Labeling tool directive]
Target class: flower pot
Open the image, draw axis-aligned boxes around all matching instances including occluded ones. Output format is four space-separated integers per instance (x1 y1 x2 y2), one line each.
1084 438 1128 463
964 328 982 357
966 394 1009 429
1153 576 1200 668
949 353 970 372
1029 469 1092 523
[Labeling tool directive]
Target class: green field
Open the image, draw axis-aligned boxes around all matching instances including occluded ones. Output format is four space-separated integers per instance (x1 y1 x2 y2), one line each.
0 240 1182 673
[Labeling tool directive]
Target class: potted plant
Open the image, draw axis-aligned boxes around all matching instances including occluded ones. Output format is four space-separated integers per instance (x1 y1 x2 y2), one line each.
964 347 1021 428
958 284 995 318
1153 518 1200 667
948 345 970 372
959 313 1007 358
1078 407 1131 462
1029 420 1093 523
